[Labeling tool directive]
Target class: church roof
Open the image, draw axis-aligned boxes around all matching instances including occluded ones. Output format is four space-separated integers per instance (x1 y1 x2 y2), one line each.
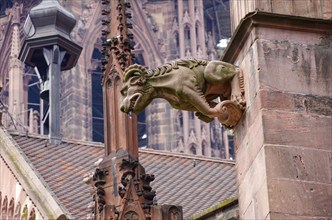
7 131 237 219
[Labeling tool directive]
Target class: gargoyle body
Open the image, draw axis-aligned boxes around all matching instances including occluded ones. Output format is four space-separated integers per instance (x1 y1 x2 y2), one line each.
120 58 245 128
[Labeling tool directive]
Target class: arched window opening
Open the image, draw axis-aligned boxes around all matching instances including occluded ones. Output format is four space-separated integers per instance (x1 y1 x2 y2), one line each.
190 144 197 155
91 47 104 142
195 22 200 48
202 142 206 156
14 201 21 220
8 198 14 218
189 112 195 120
175 32 180 48
170 31 180 60
177 111 183 128
2 196 8 218
184 26 191 49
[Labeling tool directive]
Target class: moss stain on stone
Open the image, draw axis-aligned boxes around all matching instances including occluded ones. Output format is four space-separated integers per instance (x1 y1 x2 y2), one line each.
188 196 238 220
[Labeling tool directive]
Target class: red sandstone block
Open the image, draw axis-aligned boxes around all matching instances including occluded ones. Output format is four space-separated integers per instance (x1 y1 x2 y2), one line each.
259 90 332 117
262 110 332 151
322 0 332 19
265 145 331 184
237 144 267 213
256 39 331 97
235 111 265 184
271 0 293 15
253 179 270 220
266 213 331 220
235 93 262 149
267 178 332 217
256 0 272 12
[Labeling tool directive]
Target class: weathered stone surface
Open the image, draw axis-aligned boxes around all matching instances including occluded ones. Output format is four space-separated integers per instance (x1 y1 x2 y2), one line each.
230 0 332 31
235 111 264 184
257 38 331 97
267 178 332 217
254 179 270 220
260 90 332 117
234 43 262 148
266 213 332 220
262 110 332 151
265 145 331 184
237 146 268 219
226 11 332 220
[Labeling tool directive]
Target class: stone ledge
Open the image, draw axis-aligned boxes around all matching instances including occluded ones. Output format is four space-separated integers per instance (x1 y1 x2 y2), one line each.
222 11 332 63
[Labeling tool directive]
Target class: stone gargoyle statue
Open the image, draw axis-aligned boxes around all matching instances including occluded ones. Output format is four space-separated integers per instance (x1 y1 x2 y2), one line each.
120 58 245 128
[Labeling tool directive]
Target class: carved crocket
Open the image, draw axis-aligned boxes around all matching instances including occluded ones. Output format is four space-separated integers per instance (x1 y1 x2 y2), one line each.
120 58 245 128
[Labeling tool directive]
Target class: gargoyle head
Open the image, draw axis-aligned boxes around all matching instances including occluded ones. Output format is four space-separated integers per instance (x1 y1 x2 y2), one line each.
120 64 153 115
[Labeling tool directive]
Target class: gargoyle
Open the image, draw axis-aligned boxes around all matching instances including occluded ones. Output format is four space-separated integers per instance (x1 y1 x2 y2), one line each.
120 58 245 128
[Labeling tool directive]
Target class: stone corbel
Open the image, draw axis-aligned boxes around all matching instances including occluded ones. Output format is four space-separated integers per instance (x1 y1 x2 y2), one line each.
216 68 245 128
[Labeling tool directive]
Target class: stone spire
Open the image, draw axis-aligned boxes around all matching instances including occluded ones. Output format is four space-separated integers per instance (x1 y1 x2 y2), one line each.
7 3 24 130
86 0 183 219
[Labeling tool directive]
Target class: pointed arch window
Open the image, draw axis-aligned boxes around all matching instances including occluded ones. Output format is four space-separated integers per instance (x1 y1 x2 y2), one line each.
190 144 197 155
195 21 201 48
8 198 14 218
189 111 195 120
184 25 191 49
177 111 183 128
14 201 21 220
202 141 207 156
2 196 8 218
29 208 36 220
91 47 104 142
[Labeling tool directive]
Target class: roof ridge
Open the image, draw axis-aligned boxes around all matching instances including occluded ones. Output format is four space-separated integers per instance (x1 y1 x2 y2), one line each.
8 131 235 164
8 130 104 147
138 148 236 165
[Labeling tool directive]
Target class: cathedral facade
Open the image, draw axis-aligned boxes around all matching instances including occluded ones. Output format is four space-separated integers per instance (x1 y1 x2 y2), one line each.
0 0 234 159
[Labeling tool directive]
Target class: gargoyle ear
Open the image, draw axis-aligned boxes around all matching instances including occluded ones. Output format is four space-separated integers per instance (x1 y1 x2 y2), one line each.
124 64 148 82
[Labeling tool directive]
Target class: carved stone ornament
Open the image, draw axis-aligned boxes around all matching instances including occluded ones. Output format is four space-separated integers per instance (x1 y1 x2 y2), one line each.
169 206 181 220
120 58 245 128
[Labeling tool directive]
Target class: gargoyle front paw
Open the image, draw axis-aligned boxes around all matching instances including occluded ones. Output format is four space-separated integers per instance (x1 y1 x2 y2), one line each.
231 93 245 108
195 112 214 123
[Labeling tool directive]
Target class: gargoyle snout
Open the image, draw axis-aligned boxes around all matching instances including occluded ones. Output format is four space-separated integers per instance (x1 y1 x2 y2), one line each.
120 105 125 113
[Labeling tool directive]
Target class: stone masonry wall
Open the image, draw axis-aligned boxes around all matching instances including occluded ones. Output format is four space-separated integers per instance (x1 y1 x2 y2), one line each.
230 0 332 32
229 19 331 219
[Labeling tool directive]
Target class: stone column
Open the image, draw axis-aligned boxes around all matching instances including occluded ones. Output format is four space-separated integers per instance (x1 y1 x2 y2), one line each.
223 129 230 160
188 0 197 56
177 0 185 57
222 12 332 219
197 0 206 56
8 22 24 129
194 119 201 155
182 111 189 153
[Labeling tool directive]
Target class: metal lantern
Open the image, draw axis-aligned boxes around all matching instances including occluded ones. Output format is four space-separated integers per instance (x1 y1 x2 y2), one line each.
19 0 82 101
